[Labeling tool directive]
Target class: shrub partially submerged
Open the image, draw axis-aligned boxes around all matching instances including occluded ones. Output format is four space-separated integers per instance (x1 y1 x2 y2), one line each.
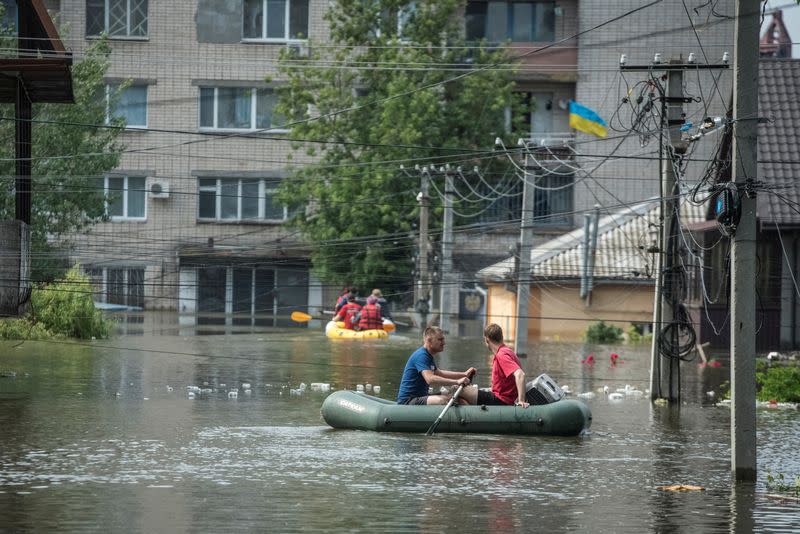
0 267 113 340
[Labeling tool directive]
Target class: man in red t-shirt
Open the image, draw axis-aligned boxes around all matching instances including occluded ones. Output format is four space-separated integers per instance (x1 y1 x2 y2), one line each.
478 323 530 408
333 294 362 330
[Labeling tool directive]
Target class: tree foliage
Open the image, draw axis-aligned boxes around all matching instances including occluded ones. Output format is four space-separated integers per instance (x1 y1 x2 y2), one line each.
276 0 521 293
0 37 124 281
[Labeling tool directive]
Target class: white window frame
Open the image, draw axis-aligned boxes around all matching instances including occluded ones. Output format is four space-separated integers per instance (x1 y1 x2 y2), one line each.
198 178 288 222
105 83 148 129
102 175 147 221
86 0 149 39
198 87 287 133
242 0 309 43
85 266 145 308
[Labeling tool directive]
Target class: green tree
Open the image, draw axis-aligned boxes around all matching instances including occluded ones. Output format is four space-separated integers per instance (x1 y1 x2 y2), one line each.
276 0 521 293
0 37 124 281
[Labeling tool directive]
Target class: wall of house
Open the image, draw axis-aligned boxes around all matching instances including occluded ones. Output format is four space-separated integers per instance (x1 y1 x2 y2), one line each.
486 280 654 342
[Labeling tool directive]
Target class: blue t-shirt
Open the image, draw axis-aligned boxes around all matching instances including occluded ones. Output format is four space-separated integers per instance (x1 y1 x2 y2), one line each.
396 347 437 403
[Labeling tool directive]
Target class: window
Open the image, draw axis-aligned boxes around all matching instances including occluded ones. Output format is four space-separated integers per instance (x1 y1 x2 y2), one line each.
533 174 573 226
106 83 148 128
98 175 146 219
85 267 145 308
465 1 555 42
242 0 309 41
198 177 287 222
199 87 285 131
86 0 148 38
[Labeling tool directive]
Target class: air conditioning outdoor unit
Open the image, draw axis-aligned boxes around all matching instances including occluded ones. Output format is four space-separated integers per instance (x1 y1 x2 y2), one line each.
148 179 170 199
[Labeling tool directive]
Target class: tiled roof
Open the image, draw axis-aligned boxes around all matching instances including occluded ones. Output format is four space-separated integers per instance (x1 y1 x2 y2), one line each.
758 59 800 226
477 199 705 282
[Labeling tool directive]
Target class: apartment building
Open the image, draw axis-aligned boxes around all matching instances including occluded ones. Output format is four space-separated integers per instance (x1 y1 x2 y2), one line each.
55 0 329 325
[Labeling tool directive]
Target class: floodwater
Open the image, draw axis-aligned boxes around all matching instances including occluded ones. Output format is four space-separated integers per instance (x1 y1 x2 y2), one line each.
1 314 798 532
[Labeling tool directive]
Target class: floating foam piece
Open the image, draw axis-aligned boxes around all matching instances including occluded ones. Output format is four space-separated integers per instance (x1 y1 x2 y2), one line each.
577 391 596 399
356 384 365 392
299 383 307 391
166 385 173 392
187 392 195 399
228 391 238 398
608 392 625 402
365 384 372 392
244 389 252 395
372 386 381 394
242 383 251 389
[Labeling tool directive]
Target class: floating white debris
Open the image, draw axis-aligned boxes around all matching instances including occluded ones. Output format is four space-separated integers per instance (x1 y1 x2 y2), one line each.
244 389 252 395
242 383 251 390
188 391 195 399
373 386 381 394
289 388 303 396
310 383 331 392
365 383 373 392
203 381 209 386
228 391 238 399
577 392 596 399
608 392 625 402
143 397 149 401
115 392 121 398
220 383 227 388
561 385 571 394
356 384 365 392
166 385 173 392
299 382 307 391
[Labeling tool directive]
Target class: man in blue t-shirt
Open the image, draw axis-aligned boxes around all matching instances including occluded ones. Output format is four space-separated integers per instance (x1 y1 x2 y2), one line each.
396 326 477 405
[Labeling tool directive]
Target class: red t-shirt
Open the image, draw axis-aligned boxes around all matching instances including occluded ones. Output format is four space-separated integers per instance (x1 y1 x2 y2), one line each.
491 344 522 405
338 302 362 330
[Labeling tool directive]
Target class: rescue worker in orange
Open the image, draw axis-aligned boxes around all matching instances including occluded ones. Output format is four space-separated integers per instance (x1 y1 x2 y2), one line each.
333 293 361 330
356 295 383 331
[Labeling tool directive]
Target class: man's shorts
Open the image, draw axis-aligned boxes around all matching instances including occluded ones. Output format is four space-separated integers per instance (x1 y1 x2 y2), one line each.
476 389 511 406
397 396 430 405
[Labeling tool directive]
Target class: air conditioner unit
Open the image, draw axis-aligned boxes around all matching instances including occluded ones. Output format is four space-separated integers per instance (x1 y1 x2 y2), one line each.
148 179 170 199
285 42 310 58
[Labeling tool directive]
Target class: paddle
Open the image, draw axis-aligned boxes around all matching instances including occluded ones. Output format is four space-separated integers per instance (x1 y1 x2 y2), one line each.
291 311 396 332
425 369 476 436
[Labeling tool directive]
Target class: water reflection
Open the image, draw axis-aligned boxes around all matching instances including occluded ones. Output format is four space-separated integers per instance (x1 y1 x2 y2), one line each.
0 320 798 532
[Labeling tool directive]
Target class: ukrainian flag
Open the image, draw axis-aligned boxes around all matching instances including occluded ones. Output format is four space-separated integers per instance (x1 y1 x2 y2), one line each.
569 100 607 138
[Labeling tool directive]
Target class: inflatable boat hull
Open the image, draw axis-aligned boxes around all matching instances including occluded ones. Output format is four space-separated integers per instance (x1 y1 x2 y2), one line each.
321 390 592 436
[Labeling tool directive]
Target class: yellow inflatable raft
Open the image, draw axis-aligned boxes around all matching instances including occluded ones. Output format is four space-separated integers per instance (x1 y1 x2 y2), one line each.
325 321 390 340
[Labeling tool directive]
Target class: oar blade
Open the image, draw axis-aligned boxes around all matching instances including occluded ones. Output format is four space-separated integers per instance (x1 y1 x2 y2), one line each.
383 322 396 333
291 311 313 322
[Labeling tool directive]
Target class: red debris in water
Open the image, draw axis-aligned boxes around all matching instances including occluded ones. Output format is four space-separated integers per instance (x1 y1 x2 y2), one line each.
581 354 595 364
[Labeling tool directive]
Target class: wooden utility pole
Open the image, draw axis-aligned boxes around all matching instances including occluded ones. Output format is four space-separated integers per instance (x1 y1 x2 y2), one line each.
730 0 759 483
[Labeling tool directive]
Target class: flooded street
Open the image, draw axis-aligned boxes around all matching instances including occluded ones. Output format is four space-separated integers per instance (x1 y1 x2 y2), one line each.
1 317 799 532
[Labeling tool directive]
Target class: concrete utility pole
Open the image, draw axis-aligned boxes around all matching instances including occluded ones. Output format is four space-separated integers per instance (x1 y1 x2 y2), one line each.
439 167 455 334
416 169 431 325
622 57 728 401
514 151 536 357
730 0 759 483
658 61 683 403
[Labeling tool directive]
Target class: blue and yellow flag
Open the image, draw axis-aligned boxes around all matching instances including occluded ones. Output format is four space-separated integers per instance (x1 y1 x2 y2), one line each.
569 100 607 138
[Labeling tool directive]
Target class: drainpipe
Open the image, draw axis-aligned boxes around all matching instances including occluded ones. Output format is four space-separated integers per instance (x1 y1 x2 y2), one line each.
585 205 601 306
580 214 591 299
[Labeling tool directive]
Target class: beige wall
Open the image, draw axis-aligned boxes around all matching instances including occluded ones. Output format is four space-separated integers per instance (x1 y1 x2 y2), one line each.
487 281 654 342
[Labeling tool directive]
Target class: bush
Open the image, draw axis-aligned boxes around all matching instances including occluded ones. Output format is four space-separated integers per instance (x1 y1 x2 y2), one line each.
585 321 624 344
756 366 800 403
626 324 653 344
0 266 113 340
